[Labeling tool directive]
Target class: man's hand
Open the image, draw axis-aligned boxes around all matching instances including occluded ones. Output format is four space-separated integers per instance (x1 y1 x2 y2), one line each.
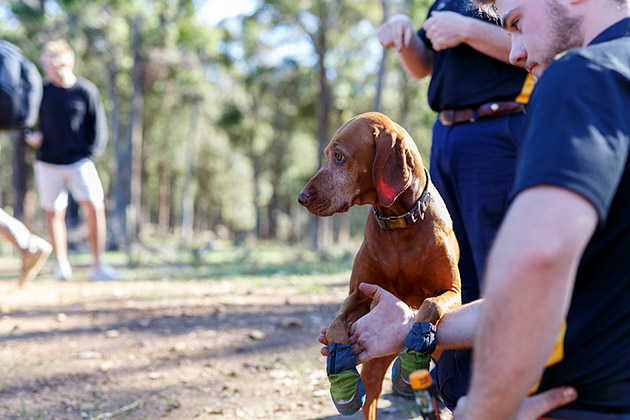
318 327 330 356
349 283 417 364
454 387 578 420
377 14 415 51
423 11 471 51
24 131 43 149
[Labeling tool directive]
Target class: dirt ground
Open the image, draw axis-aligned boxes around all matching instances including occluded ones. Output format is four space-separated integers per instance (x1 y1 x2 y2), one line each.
0 255 449 420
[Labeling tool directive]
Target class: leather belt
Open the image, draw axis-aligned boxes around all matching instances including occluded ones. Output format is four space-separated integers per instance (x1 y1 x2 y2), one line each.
439 101 525 126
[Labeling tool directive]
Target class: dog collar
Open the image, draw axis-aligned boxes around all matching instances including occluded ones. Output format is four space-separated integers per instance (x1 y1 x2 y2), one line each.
372 168 431 230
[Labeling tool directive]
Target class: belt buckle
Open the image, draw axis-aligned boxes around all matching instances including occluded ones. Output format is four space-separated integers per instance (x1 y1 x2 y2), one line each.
439 110 454 126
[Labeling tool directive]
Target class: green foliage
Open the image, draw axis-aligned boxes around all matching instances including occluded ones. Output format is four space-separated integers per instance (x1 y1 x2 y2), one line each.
1 0 437 248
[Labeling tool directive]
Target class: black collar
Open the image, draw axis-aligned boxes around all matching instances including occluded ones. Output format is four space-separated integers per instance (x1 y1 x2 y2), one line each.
372 168 431 230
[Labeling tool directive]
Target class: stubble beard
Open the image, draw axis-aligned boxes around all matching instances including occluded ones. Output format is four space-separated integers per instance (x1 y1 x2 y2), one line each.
538 0 584 72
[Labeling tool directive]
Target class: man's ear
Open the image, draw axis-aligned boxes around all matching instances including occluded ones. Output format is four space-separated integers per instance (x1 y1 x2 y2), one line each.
372 131 412 207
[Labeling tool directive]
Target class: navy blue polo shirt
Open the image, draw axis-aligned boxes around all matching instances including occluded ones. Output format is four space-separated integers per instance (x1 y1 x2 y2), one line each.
511 18 630 413
37 78 108 165
417 0 529 111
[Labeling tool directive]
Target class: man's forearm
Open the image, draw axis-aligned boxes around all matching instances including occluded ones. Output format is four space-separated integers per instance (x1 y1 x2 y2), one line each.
462 18 514 64
434 300 481 357
398 34 433 79
88 99 108 158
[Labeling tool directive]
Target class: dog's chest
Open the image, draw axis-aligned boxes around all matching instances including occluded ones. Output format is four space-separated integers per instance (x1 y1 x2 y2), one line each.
383 270 436 308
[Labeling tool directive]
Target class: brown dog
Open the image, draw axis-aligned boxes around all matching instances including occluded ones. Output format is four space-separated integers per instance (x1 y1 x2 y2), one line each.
297 112 461 420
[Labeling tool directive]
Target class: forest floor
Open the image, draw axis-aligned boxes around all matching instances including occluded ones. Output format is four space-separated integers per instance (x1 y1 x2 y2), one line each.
0 242 449 420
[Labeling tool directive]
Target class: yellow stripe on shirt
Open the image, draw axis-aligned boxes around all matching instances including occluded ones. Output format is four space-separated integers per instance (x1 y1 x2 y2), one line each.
516 73 535 104
529 320 567 395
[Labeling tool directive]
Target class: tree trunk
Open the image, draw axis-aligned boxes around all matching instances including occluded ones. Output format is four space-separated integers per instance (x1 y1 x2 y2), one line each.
180 98 200 248
128 17 145 242
334 213 350 249
157 162 170 234
289 200 304 243
268 110 292 240
312 16 332 250
252 151 264 239
373 0 391 112
11 130 27 222
106 51 127 250
268 192 279 239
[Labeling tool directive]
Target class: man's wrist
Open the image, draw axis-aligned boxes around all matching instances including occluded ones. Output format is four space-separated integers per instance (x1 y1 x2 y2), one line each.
460 15 475 45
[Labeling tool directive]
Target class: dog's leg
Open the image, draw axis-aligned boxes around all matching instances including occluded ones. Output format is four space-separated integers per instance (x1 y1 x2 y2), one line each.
325 289 372 416
417 289 461 324
326 289 371 344
361 354 397 420
389 285 461 397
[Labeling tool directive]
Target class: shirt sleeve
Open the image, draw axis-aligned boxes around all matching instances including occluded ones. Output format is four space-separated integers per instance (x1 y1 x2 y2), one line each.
85 82 108 159
510 54 630 224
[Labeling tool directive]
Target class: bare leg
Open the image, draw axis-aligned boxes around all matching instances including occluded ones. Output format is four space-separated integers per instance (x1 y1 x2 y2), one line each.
80 200 106 267
81 200 120 281
0 208 52 286
0 207 32 250
48 209 68 265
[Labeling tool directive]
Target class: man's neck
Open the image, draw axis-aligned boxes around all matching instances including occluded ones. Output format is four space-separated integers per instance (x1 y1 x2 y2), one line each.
53 72 78 88
582 3 630 46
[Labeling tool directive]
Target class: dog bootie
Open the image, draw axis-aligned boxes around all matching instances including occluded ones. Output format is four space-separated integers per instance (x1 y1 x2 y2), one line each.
327 342 366 415
391 322 437 397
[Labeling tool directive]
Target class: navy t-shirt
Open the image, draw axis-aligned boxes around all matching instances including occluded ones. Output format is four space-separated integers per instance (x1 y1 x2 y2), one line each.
37 77 108 165
417 0 529 111
511 18 630 412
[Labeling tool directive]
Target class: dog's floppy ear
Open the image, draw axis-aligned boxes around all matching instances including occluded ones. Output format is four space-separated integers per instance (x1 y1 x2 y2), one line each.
373 130 413 207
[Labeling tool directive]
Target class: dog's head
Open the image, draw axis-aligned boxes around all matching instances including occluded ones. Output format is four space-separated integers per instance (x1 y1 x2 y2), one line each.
297 112 423 217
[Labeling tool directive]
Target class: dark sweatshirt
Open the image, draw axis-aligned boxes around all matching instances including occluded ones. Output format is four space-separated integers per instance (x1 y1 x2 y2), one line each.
36 77 108 165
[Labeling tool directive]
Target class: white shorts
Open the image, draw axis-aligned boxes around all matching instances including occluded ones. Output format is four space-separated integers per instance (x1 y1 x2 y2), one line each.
34 158 105 211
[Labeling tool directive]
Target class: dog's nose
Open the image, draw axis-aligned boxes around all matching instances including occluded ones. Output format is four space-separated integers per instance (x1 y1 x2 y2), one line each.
297 191 309 206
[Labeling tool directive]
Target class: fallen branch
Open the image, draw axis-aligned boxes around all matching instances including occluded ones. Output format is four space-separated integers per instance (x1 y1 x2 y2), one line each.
90 399 143 420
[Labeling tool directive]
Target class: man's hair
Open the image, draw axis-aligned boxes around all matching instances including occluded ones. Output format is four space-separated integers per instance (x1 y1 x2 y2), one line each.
476 0 629 19
43 39 75 67
475 0 499 19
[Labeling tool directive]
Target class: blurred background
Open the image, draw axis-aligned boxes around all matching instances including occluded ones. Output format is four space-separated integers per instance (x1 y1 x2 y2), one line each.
0 0 436 265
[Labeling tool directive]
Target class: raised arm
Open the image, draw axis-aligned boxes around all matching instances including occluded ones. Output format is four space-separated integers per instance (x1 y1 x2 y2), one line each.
86 87 108 159
377 14 434 79
423 11 514 64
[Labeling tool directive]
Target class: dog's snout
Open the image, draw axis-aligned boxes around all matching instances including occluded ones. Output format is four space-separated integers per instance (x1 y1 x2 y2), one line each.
297 191 309 206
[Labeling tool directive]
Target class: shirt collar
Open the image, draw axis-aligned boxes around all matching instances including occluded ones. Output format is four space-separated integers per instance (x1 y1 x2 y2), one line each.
589 17 630 46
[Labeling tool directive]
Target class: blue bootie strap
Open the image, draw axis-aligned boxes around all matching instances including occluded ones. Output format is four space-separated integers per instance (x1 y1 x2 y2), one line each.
327 342 357 375
404 322 437 354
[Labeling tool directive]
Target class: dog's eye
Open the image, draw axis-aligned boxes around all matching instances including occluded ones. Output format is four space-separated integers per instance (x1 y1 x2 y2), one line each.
334 152 344 163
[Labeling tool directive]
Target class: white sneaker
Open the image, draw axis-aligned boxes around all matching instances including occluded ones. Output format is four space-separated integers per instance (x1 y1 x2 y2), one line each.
53 261 73 280
91 263 122 281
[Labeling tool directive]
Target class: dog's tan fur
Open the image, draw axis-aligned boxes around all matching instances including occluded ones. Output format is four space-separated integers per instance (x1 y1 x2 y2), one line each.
298 112 461 420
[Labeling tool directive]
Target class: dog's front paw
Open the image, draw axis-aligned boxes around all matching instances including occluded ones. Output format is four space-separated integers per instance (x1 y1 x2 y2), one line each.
327 342 366 415
391 322 437 397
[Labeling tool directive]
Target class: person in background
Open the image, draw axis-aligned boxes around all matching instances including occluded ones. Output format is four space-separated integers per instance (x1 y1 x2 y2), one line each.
25 39 121 282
